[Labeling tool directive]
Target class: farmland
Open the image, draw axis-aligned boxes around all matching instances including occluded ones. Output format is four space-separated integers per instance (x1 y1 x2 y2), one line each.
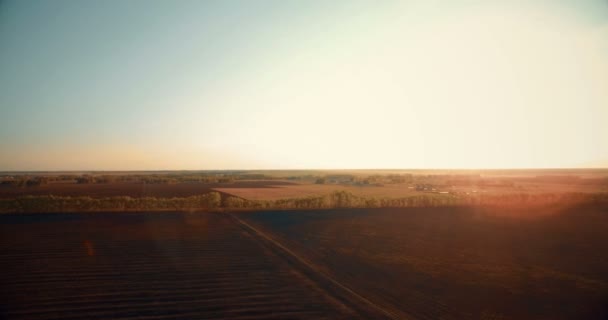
0 212 382 319
0 180 293 199
213 184 420 201
1 170 607 214
2 170 606 203
1 170 608 319
242 204 608 319
1 203 607 319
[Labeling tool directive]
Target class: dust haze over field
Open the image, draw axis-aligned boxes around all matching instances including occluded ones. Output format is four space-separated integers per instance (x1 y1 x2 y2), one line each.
2 0 608 319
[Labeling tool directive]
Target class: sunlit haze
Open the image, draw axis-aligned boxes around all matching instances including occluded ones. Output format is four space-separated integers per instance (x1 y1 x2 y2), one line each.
1 0 607 170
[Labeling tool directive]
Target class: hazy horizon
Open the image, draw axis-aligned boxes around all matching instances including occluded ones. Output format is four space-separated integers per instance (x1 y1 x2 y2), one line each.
1 0 607 170
3 168 608 175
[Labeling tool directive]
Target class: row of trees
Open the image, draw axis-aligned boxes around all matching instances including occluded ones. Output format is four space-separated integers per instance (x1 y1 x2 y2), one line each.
2 190 606 213
1 177 50 187
0 192 221 213
0 191 457 213
238 191 462 209
458 192 608 207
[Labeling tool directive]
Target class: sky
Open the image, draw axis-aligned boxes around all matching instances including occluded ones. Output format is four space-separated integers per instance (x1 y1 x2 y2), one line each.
1 0 607 170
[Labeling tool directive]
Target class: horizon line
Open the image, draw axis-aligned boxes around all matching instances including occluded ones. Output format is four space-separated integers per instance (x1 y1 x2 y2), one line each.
1 167 608 174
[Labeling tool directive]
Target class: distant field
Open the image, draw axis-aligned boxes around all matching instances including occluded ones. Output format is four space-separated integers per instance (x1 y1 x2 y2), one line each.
0 180 293 199
1 170 606 203
213 184 420 201
2 180 605 201
215 181 607 201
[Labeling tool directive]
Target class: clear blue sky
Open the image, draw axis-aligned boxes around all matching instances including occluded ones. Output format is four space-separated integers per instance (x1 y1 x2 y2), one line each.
1 0 607 170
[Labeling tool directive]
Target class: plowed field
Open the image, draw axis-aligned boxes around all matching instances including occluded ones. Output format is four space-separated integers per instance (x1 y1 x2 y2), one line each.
0 213 366 319
243 205 608 319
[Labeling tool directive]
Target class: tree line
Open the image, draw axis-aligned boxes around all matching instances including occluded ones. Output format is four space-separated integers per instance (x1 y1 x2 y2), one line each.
1 190 606 213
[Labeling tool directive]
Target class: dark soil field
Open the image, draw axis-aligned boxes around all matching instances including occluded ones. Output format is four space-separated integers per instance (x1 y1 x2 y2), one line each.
2 204 607 319
0 213 371 320
242 205 608 320
0 181 294 199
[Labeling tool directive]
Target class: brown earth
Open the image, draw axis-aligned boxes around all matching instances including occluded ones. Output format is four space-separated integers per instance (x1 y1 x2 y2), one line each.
1 205 607 319
214 184 420 201
0 212 376 320
241 204 608 320
215 181 607 201
2 172 606 202
0 180 295 199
